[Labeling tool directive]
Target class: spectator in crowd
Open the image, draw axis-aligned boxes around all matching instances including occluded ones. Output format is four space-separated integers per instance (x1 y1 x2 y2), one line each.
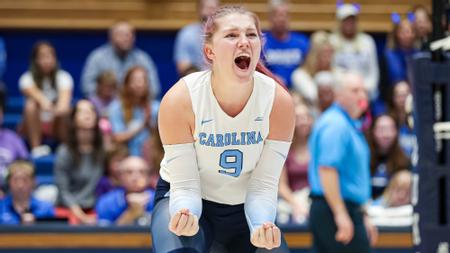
95 145 128 198
54 100 104 225
308 72 377 252
142 126 163 189
19 41 73 158
0 103 29 197
0 160 54 225
368 170 413 227
291 31 334 109
388 81 415 157
330 4 379 100
173 0 219 77
89 71 118 118
366 114 410 199
278 103 313 224
89 71 118 151
315 71 335 113
264 0 309 88
412 5 432 50
108 66 159 156
96 156 154 225
385 17 418 86
81 20 160 98
373 170 412 208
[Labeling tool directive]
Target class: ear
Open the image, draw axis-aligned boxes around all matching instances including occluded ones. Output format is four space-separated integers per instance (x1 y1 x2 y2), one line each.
204 44 215 61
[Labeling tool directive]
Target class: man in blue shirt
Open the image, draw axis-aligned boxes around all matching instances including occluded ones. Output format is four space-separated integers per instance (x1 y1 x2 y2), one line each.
173 0 219 77
308 72 377 252
263 0 309 88
96 156 154 225
81 21 161 98
0 160 54 224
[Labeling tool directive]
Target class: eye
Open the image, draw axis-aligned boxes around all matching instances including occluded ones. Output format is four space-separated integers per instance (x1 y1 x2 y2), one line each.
247 33 258 38
225 33 238 38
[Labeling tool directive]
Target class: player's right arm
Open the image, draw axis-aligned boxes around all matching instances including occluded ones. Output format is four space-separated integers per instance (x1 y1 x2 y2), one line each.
158 79 194 144
158 80 201 236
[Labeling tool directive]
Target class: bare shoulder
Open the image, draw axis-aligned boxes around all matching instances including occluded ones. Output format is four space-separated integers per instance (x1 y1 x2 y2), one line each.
268 85 295 141
160 79 192 113
158 79 195 144
272 85 295 115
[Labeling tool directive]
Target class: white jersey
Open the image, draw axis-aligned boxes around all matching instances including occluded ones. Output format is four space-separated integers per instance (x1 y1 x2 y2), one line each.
160 70 276 205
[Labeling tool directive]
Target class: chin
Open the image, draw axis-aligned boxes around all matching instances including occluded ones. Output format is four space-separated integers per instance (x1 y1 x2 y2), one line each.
231 69 251 80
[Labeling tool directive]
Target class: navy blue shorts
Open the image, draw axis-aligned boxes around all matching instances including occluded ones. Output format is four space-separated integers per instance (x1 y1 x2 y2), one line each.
151 178 290 253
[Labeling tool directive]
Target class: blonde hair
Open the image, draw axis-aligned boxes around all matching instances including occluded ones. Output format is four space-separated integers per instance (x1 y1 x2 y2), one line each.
387 19 415 49
96 71 117 87
302 31 332 76
383 170 412 207
7 160 35 181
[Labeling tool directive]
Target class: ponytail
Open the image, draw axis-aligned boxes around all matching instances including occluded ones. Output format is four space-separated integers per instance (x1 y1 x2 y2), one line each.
255 61 287 90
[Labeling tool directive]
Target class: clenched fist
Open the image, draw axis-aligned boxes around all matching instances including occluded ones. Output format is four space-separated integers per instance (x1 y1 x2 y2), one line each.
169 208 199 236
250 222 281 250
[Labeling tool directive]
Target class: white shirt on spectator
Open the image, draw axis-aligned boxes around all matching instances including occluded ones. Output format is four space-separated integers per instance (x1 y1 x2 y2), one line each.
329 32 379 100
291 68 317 104
19 70 73 102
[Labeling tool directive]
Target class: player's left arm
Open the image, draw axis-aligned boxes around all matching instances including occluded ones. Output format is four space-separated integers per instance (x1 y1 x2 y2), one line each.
245 84 295 249
267 85 295 142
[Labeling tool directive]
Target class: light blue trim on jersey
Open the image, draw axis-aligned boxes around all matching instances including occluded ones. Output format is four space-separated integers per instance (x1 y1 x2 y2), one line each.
198 131 264 147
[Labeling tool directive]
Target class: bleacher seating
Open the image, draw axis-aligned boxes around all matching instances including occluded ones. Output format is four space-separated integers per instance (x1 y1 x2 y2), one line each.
0 224 413 253
0 4 428 249
3 96 23 128
0 0 431 32
33 155 56 185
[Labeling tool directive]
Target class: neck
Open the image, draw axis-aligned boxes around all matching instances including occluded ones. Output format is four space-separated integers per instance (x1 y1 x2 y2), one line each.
77 129 94 152
342 32 356 40
272 29 288 41
293 138 308 150
114 47 128 59
336 100 354 118
99 95 113 103
292 135 308 147
317 63 330 71
211 71 253 117
12 197 30 213
378 146 390 155
397 110 406 123
399 45 413 51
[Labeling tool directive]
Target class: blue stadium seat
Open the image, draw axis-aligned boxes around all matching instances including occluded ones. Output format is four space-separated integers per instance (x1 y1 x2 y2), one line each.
36 174 55 185
33 154 55 180
3 96 24 130
5 96 24 113
3 113 22 130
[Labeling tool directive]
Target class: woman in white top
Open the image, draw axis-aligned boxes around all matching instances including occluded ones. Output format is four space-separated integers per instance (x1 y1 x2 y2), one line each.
150 5 295 253
291 31 334 109
19 41 73 157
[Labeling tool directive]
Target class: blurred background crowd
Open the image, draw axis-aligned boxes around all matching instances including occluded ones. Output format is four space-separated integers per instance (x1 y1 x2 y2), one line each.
0 0 445 227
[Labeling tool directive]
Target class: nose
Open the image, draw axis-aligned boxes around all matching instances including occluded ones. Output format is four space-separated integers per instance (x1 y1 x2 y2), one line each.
238 34 249 48
358 88 368 100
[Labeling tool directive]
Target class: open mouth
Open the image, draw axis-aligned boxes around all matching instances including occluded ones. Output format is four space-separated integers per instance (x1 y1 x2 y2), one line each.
234 55 251 70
